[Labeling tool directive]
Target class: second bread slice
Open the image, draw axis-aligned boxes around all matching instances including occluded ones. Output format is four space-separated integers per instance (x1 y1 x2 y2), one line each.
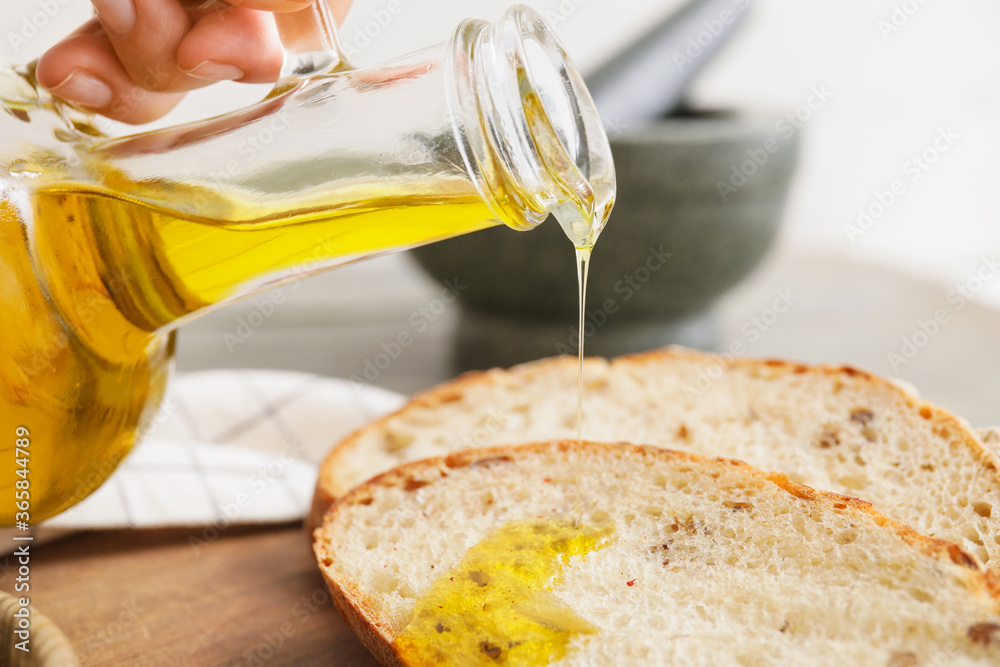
313 348 1000 572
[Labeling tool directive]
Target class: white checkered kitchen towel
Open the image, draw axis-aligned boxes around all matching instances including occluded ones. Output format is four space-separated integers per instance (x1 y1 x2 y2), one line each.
1 370 405 551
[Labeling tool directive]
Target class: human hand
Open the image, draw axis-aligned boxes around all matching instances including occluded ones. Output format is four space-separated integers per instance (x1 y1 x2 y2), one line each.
36 0 351 124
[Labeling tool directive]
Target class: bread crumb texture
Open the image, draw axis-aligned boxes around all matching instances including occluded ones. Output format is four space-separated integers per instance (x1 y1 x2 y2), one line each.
316 442 1000 667
325 350 1000 572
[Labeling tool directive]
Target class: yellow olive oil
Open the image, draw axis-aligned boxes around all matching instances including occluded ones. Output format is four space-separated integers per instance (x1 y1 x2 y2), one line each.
0 179 502 524
30 181 500 329
393 519 613 666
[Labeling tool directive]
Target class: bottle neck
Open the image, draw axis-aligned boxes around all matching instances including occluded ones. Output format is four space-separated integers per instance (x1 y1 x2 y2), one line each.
447 6 616 247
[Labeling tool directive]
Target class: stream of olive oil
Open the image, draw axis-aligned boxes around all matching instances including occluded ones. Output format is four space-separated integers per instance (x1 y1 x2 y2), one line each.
393 519 613 666
573 247 592 522
553 204 607 524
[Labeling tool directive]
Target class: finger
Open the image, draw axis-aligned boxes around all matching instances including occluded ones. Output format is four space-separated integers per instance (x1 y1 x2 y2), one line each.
91 0 195 91
36 31 186 124
176 5 283 83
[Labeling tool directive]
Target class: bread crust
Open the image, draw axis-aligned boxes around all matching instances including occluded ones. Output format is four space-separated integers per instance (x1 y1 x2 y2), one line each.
314 441 1000 665
309 347 1000 533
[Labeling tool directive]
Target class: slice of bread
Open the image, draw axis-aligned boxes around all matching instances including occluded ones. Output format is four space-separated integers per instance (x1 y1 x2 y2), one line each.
312 348 1000 572
314 441 1000 666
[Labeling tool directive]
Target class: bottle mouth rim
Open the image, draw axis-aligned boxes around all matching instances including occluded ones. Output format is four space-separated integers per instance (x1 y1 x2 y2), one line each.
448 5 616 241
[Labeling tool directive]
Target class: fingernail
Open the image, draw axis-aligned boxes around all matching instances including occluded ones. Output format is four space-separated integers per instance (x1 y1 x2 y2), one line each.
51 69 114 108
92 0 136 35
184 61 245 82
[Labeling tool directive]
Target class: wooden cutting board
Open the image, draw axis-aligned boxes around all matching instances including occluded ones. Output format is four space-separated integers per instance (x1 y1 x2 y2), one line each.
0 524 379 666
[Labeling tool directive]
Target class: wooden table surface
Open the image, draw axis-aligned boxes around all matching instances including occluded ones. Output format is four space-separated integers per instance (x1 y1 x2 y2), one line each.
0 524 379 666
